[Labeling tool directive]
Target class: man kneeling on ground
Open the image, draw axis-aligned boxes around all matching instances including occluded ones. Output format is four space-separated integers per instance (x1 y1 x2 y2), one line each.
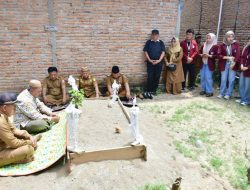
0 93 41 167
14 80 60 134
106 66 132 101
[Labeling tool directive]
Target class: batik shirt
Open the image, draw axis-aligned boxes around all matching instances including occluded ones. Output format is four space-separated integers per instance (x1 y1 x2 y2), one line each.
14 89 52 128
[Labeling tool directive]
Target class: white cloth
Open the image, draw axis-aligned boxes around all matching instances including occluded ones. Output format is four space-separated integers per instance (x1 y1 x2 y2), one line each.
14 89 52 128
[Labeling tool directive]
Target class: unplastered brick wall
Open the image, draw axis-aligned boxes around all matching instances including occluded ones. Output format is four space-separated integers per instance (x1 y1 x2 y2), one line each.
180 0 250 48
0 1 53 93
0 0 179 93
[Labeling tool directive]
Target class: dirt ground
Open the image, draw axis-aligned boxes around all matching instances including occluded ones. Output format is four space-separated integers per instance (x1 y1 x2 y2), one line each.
0 90 249 190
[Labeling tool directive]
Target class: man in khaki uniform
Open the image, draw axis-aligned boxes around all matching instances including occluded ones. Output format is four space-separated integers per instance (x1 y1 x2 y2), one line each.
106 66 132 100
42 67 68 106
0 92 41 167
77 67 100 98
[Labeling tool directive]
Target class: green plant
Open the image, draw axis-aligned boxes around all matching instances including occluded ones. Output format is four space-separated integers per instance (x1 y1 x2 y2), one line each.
138 183 167 190
210 156 223 171
69 89 84 108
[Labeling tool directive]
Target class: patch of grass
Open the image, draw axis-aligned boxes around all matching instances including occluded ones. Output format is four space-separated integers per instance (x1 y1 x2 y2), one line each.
166 102 222 124
173 140 198 160
229 157 250 190
188 130 212 145
167 108 192 123
210 156 223 171
138 183 167 190
149 105 162 114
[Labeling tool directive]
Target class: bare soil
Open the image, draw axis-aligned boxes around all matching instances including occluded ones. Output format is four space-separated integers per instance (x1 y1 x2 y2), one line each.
1 90 249 190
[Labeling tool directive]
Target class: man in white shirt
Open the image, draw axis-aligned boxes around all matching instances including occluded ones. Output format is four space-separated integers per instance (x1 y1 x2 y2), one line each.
14 80 60 134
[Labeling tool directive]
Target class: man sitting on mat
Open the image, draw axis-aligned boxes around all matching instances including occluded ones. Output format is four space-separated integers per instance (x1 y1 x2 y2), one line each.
0 92 41 167
106 66 132 101
42 67 69 107
14 80 60 134
77 66 100 98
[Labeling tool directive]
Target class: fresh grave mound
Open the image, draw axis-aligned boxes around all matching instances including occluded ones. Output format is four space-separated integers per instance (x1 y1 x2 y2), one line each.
0 112 67 177
77 99 133 151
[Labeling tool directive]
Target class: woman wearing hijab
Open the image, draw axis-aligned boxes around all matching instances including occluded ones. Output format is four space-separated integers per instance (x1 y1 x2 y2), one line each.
199 33 218 97
164 37 184 95
217 31 241 100
237 36 250 106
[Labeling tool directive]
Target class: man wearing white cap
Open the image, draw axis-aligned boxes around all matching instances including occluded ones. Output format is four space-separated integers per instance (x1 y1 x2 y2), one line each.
14 80 60 134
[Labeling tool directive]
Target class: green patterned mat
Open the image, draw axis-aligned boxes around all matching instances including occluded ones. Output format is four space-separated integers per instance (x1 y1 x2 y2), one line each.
0 112 67 176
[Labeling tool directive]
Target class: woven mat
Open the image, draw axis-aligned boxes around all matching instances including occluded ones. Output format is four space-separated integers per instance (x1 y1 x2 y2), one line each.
0 112 67 176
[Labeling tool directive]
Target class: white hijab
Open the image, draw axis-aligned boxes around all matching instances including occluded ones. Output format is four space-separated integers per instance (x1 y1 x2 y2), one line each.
202 33 217 63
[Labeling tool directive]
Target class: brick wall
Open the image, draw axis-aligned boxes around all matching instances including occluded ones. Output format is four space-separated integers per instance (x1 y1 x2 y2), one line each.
0 1 52 92
0 0 179 93
180 0 250 48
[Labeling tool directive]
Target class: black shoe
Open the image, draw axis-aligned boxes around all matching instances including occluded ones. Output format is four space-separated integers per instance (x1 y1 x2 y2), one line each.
147 92 153 99
181 88 185 91
206 93 213 97
200 91 206 95
142 92 148 99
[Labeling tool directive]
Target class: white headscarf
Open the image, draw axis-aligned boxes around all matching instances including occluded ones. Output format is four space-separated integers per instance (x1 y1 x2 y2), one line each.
202 33 217 63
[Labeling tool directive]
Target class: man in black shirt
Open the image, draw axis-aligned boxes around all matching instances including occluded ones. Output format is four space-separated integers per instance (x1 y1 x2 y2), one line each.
143 29 165 98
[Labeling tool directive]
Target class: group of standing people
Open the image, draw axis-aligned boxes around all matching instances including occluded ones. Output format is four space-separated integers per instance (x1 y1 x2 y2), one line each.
143 29 250 105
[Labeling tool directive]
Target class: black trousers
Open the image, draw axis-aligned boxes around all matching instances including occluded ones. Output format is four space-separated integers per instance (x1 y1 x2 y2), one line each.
182 63 195 88
147 62 163 93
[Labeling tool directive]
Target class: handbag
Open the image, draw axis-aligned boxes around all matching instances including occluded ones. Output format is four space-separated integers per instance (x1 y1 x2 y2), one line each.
166 63 176 71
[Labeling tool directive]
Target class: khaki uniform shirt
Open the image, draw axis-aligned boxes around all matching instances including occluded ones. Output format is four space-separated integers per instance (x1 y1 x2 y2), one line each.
0 113 32 151
106 74 128 94
78 75 97 98
43 76 64 96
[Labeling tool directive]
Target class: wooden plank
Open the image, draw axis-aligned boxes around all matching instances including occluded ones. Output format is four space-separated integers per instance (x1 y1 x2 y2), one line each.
70 145 147 165
118 98 131 123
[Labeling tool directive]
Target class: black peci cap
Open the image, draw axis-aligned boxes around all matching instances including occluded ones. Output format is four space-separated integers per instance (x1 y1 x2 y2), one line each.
0 92 19 105
112 66 120 74
151 29 159 35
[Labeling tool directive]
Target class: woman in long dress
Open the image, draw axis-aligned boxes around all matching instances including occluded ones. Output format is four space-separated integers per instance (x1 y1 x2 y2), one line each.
165 37 184 95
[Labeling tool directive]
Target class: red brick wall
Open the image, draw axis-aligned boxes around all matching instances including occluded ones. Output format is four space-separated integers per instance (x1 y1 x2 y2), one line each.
0 0 179 93
180 0 249 48
0 1 52 92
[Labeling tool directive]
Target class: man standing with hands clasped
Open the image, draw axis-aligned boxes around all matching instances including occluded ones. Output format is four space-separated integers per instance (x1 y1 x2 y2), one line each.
143 29 165 99
180 28 199 91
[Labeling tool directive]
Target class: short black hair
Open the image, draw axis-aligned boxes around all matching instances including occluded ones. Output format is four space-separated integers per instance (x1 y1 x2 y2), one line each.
186 28 195 34
151 29 159 35
112 66 120 74
195 33 202 39
48 66 58 73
